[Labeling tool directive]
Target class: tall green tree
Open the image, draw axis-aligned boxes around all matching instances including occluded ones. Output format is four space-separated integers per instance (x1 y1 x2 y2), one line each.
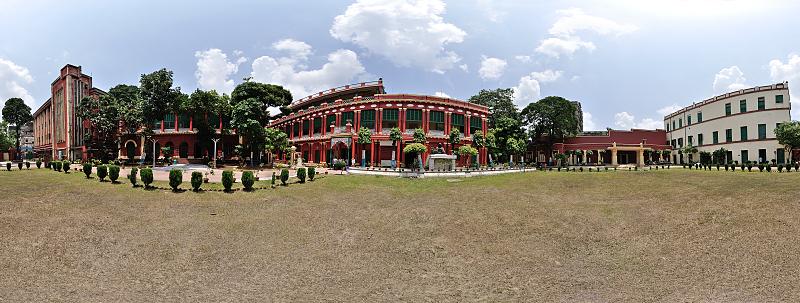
521 96 580 156
263 127 289 165
231 81 292 125
467 88 519 127
139 69 183 132
357 127 372 165
489 116 525 162
0 121 14 150
109 84 143 133
186 89 224 156
775 121 800 163
77 95 121 161
2 98 33 157
230 81 292 165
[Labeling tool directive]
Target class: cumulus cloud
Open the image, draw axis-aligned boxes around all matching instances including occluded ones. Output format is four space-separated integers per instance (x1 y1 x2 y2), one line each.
477 0 506 22
330 0 466 73
514 55 532 63
478 56 507 80
614 112 662 129
459 64 469 72
434 91 451 98
0 58 35 109
272 39 313 65
712 65 748 94
583 111 598 131
536 8 636 58
769 54 800 118
250 41 366 103
512 69 563 107
194 49 247 94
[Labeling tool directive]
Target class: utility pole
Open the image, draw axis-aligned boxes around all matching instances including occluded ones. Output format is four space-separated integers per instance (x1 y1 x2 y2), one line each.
212 138 221 169
149 138 158 168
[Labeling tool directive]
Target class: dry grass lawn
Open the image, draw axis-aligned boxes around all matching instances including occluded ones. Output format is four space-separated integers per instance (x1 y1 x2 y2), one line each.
1 168 799 301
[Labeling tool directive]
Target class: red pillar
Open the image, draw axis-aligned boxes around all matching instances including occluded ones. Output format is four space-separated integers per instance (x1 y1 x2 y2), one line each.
423 110 429 133
377 109 383 134
370 140 375 166
399 109 406 132
174 112 179 131
189 116 193 130
355 111 361 131
351 137 356 165
465 115 471 137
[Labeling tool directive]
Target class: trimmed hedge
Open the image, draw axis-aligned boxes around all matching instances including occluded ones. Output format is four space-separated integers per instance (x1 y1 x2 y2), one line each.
25 161 30 169
128 167 138 187
109 165 120 182
297 167 307 183
62 161 70 173
191 171 203 191
55 161 62 172
83 163 92 178
140 168 154 188
5 162 10 171
35 160 41 168
280 168 289 186
242 171 255 191
222 170 234 192
169 169 183 191
17 162 23 170
97 165 108 181
308 167 315 181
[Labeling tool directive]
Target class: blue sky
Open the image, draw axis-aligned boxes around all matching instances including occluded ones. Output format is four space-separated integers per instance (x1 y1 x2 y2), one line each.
2 0 800 130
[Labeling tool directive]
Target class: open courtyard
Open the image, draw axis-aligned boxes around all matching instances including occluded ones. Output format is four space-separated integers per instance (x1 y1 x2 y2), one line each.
1 168 799 301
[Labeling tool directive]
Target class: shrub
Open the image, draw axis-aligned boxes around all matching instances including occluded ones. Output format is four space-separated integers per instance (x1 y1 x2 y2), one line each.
97 165 108 181
140 168 154 188
724 164 729 171
730 165 735 172
766 165 772 172
109 165 120 182
35 160 41 168
778 164 784 172
168 169 182 191
191 171 202 191
5 162 10 171
280 168 289 186
297 167 307 183
222 170 234 192
758 164 764 172
83 163 92 178
129 167 138 187
55 161 62 172
62 161 70 173
271 172 276 186
740 164 745 171
242 171 255 191
795 163 799 171
17 162 23 170
332 159 346 170
747 163 753 172
308 167 315 181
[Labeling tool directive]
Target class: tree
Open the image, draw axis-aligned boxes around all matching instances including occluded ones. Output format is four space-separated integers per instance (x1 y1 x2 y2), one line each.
468 88 519 127
263 127 289 165
77 95 121 161
231 81 292 125
412 128 427 143
472 130 485 148
521 96 580 156
231 97 266 165
357 127 372 165
775 121 800 163
389 127 402 146
186 89 225 158
230 81 292 166
2 98 32 158
505 137 526 163
490 116 525 162
109 84 143 133
448 128 461 154
139 69 183 132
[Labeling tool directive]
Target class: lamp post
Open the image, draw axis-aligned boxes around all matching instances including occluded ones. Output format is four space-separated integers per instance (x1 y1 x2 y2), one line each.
149 138 158 168
212 138 221 169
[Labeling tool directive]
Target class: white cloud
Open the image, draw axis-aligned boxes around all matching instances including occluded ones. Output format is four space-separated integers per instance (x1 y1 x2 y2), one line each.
512 70 563 107
713 65 748 94
0 58 35 109
330 0 466 73
476 0 506 22
657 104 683 116
514 55 532 63
583 111 598 131
536 8 636 58
459 64 469 72
478 56 507 80
434 91 450 98
194 49 247 95
769 54 800 118
272 39 313 64
614 111 662 129
251 42 366 103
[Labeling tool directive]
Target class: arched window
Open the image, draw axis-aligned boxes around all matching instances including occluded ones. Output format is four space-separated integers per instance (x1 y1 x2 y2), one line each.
125 141 136 159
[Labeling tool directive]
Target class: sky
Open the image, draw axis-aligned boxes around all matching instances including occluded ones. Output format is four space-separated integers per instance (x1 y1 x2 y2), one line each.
2 0 800 130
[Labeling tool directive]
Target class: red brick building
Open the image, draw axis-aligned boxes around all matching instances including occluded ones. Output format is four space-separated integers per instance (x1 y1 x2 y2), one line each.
534 129 671 166
269 80 490 167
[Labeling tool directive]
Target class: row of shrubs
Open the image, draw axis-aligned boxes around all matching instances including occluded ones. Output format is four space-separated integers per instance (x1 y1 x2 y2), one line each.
686 162 800 172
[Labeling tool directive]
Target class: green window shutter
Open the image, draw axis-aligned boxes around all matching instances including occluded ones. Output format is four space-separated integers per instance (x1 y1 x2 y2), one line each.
470 116 482 133
688 136 693 146
406 109 422 121
758 97 765 110
382 109 399 121
740 126 747 141
776 95 784 103
687 116 692 125
327 115 335 127
361 110 375 129
698 134 703 146
313 117 322 133
430 111 445 131
741 150 748 163
740 100 746 113
713 131 719 144
725 129 732 142
697 112 702 123
758 124 766 139
164 113 175 127
678 118 682 128
340 112 354 126
179 113 190 128
725 103 731 116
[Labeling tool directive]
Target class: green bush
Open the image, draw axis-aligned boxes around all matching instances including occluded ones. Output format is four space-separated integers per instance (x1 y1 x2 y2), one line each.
222 170 234 192
242 171 255 191
62 161 70 173
280 168 289 186
297 167 307 183
271 172 276 186
168 169 182 191
308 167 315 181
778 164 784 172
5 162 10 171
129 167 138 187
25 161 30 169
35 160 41 168
55 161 62 172
140 168 154 188
17 162 23 170
109 165 120 182
191 171 203 191
97 165 108 181
766 165 772 172
83 163 92 178
333 160 346 170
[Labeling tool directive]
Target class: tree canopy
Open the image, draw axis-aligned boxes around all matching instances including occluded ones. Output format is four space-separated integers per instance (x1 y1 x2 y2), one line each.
77 95 121 161
521 96 580 154
2 97 33 152
109 84 143 133
231 81 292 125
467 88 519 127
775 121 800 163
139 69 183 129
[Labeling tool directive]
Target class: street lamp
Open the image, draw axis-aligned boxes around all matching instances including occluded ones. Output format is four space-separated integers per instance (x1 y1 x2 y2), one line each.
211 138 221 169
149 137 158 168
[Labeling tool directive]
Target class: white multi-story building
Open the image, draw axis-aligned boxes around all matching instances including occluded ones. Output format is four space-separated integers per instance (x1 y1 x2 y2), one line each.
664 82 790 164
